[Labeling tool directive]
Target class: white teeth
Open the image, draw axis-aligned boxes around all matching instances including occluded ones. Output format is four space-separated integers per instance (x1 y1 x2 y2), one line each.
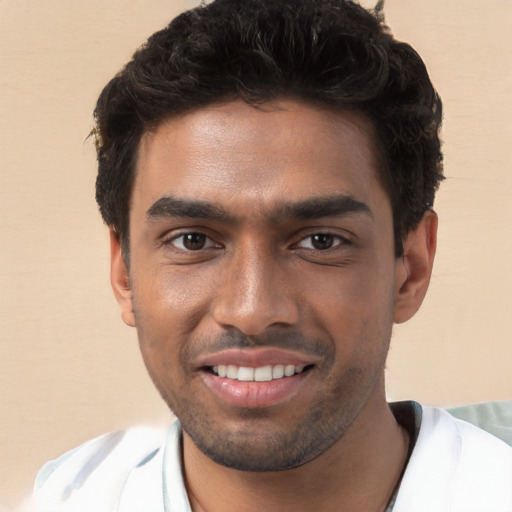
212 363 308 381
237 367 254 381
227 365 238 379
284 365 295 377
272 365 285 378
254 365 272 382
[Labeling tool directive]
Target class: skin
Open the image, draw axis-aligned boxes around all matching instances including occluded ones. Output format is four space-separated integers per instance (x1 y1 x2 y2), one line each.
111 99 437 511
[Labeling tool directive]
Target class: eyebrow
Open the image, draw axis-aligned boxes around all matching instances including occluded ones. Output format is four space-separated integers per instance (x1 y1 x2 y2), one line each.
147 196 234 222
275 194 373 221
146 194 372 223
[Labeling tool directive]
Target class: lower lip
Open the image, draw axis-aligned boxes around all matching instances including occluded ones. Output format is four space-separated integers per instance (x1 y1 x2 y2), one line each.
201 371 310 408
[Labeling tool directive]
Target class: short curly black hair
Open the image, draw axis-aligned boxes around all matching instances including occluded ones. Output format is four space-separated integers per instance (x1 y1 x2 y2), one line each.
94 0 443 257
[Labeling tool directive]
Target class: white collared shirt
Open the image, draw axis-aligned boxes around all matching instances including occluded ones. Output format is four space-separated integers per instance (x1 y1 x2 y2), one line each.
32 404 512 512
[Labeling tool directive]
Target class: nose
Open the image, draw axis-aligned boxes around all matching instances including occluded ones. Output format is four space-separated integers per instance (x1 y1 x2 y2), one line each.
212 241 300 335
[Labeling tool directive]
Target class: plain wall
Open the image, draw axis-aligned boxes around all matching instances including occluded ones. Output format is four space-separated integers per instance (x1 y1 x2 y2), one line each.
1 0 511 508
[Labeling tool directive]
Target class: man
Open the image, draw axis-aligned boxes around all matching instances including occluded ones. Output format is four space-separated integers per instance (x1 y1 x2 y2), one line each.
33 0 512 511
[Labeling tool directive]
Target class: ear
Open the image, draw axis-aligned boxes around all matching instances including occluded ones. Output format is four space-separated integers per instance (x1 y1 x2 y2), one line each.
110 230 136 327
394 211 438 324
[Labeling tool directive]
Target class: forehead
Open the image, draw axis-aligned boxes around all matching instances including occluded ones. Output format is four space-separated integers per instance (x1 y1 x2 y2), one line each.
134 99 386 214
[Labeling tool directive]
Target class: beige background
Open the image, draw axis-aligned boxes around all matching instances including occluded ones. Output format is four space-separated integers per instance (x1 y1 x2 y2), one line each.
1 0 511 509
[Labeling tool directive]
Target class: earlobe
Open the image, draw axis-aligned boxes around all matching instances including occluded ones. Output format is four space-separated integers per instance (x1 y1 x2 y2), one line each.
110 230 136 327
393 211 438 324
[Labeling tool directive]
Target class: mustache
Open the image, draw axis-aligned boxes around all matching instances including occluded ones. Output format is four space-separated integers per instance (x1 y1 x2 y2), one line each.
182 330 332 363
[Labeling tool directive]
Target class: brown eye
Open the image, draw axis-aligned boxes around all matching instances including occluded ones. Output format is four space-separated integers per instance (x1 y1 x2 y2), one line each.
311 234 335 250
296 233 349 251
169 232 218 251
181 233 207 250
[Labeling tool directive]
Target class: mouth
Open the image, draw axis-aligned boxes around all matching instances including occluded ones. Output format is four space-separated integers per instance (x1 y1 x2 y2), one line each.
198 350 317 408
207 363 313 382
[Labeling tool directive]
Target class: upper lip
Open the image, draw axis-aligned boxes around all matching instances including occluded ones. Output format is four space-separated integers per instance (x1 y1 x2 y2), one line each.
196 348 321 369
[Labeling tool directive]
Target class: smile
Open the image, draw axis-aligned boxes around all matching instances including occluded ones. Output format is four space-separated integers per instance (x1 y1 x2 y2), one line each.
211 364 305 382
201 355 314 408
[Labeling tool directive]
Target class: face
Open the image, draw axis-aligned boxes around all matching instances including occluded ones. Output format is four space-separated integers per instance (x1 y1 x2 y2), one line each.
112 100 417 471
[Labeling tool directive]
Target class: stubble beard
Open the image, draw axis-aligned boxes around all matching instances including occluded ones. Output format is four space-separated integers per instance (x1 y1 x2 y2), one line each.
138 326 390 473
161 364 382 472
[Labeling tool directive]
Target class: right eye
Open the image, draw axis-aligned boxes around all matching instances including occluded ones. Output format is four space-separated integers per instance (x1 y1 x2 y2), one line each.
167 232 219 251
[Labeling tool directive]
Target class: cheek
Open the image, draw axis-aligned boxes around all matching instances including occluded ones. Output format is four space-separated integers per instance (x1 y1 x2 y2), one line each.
305 265 396 354
132 264 213 333
130 264 220 383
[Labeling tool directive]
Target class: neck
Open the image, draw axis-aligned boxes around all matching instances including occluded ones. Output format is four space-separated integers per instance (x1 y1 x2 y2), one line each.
183 389 409 512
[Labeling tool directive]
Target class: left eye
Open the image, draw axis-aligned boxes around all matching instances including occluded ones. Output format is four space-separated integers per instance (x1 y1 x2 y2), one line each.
170 232 218 251
297 233 347 250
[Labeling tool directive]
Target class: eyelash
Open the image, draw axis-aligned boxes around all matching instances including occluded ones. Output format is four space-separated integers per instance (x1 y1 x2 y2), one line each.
295 233 351 251
162 231 351 252
163 232 221 251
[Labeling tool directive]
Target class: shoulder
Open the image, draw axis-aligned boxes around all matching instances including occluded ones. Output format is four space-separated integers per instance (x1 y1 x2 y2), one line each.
33 424 174 512
394 405 512 512
447 400 512 446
